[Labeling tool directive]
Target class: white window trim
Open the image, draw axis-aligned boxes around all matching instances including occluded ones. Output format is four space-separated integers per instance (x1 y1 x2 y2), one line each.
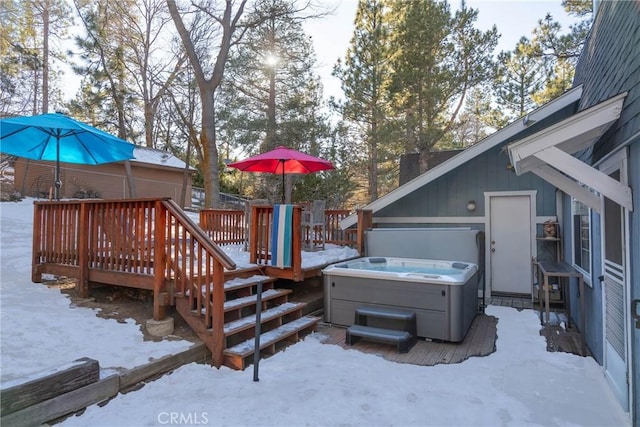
570 197 593 287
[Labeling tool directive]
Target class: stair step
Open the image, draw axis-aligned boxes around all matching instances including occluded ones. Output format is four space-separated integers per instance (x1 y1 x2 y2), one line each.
223 266 265 279
223 288 292 312
224 275 275 292
183 274 276 296
345 325 416 354
223 302 306 336
223 316 320 370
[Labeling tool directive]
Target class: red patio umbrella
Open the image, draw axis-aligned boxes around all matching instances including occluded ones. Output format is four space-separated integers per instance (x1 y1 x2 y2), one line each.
227 146 334 203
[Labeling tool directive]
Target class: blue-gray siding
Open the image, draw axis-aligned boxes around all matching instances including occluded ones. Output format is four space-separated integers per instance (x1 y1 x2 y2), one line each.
572 1 639 421
378 144 558 219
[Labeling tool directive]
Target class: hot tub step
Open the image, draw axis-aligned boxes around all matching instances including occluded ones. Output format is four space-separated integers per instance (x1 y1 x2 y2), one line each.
345 325 416 354
355 306 417 335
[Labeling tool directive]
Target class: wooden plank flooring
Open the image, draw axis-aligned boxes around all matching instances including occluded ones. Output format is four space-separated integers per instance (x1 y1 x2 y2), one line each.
315 296 589 365
317 314 498 366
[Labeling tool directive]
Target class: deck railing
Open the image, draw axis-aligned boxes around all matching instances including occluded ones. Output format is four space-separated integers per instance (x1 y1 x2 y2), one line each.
32 198 236 366
325 209 353 246
199 209 246 245
32 199 369 366
199 207 356 248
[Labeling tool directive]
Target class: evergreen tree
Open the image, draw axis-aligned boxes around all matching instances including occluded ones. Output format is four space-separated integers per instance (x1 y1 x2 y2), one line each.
494 37 547 121
529 2 592 103
333 0 393 202
441 86 503 149
218 0 337 204
493 1 591 115
0 0 72 115
70 0 140 140
389 0 498 172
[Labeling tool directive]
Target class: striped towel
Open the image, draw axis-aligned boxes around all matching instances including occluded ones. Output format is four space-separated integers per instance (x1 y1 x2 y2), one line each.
271 204 293 268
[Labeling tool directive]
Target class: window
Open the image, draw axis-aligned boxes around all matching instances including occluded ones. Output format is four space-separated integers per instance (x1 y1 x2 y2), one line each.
571 198 591 276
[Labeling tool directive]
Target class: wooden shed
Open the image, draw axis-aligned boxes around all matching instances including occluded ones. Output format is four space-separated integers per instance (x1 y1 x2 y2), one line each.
13 146 195 205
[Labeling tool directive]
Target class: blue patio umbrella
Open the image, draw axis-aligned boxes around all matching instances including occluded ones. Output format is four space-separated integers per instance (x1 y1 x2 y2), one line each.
0 113 136 199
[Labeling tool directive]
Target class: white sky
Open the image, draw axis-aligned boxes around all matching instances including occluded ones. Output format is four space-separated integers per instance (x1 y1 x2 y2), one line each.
0 197 630 426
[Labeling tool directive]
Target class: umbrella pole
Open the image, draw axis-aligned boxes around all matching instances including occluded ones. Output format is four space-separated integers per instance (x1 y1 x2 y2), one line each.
281 170 285 204
55 136 61 200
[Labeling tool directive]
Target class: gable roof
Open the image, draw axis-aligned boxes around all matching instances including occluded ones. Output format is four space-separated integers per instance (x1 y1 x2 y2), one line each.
340 85 584 229
130 146 194 171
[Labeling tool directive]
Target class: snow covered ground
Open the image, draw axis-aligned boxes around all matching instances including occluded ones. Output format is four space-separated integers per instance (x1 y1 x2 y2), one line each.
0 198 630 426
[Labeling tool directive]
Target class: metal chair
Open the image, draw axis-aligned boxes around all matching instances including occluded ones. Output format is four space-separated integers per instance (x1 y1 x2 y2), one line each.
301 200 325 251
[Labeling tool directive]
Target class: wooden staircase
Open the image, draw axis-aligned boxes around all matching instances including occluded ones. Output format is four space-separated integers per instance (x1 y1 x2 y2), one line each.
30 198 325 370
175 267 320 370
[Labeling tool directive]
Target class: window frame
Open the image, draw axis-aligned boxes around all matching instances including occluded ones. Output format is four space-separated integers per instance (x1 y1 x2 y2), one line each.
570 197 592 285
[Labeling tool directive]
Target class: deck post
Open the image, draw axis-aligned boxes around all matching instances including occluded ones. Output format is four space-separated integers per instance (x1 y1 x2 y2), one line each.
211 259 225 368
77 202 89 298
153 200 167 321
31 203 42 283
356 209 373 255
249 206 258 264
291 206 302 281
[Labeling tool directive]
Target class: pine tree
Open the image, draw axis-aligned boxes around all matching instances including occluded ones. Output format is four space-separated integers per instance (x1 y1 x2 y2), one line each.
70 0 139 140
529 2 592 104
389 0 498 172
0 0 72 115
218 0 338 204
494 37 547 121
333 0 393 202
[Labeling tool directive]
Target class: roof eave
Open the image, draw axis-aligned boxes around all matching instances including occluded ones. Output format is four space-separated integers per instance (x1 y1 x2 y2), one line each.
339 85 584 229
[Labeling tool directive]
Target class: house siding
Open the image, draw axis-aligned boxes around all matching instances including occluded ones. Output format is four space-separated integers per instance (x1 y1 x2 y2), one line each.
378 144 558 219
571 1 639 421
375 103 577 221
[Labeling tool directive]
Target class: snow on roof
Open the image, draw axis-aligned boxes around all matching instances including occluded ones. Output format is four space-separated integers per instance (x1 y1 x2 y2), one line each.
130 146 194 170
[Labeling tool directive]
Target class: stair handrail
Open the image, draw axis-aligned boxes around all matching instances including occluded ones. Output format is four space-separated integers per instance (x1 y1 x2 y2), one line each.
161 199 238 367
32 198 238 367
162 199 236 271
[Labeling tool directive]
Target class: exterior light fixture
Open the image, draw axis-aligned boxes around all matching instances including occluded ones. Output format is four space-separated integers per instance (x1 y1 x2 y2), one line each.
467 200 476 212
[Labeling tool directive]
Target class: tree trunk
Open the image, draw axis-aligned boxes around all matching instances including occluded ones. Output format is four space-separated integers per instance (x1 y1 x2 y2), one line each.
180 131 193 209
201 87 220 208
167 0 245 209
42 0 49 113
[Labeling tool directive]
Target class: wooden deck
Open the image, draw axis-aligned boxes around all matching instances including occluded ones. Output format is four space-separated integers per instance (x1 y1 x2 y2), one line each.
314 295 589 365
317 314 498 366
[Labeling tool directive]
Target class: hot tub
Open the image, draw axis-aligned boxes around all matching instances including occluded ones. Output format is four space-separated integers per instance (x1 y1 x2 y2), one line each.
323 257 479 342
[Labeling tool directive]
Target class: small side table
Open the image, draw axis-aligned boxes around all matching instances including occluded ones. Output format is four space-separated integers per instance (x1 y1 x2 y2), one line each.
537 260 586 355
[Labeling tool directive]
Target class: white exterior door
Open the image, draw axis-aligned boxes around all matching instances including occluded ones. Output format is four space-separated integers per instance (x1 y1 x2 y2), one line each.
488 193 534 295
600 157 630 412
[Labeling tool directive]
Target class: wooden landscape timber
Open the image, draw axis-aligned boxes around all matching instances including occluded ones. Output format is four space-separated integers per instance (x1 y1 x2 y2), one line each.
0 357 99 415
0 343 209 427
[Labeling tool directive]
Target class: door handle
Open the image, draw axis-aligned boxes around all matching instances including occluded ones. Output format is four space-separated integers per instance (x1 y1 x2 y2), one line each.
632 300 640 329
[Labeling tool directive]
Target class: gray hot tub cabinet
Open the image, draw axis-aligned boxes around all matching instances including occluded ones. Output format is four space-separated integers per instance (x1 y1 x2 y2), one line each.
323 228 482 342
323 270 478 342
